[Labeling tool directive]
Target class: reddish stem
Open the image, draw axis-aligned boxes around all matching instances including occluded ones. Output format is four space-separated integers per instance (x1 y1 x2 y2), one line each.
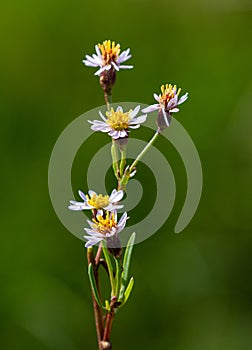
87 248 104 349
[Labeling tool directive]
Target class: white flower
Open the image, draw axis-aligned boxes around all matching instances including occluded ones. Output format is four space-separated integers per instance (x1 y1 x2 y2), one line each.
142 84 188 127
83 40 133 76
88 105 147 139
84 211 128 248
68 189 123 211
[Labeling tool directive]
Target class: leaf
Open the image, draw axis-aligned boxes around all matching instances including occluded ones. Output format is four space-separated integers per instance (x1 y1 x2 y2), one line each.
88 263 102 307
120 277 134 306
114 257 121 298
102 241 115 297
119 232 135 300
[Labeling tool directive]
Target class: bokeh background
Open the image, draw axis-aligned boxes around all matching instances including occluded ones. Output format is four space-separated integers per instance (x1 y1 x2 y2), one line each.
1 0 252 349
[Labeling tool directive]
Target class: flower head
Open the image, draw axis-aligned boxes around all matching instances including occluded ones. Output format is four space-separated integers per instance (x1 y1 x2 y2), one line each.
83 40 133 76
142 84 188 130
84 211 128 248
88 105 147 140
69 189 123 212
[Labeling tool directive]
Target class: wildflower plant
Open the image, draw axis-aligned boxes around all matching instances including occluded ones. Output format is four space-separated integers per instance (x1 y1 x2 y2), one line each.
69 40 188 349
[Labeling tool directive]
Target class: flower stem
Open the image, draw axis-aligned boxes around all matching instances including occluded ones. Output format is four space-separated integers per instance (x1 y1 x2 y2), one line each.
119 147 126 178
111 140 119 180
104 91 112 111
129 131 159 172
102 298 117 347
87 247 104 349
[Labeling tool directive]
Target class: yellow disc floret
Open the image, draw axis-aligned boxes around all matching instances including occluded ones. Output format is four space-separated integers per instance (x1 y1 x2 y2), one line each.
159 84 181 107
87 193 109 209
98 40 121 66
93 212 117 235
106 108 131 130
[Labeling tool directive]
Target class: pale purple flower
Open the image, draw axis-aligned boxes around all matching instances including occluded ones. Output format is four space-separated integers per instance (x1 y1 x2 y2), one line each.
83 40 133 76
88 105 147 139
142 84 188 127
84 211 128 248
68 189 124 212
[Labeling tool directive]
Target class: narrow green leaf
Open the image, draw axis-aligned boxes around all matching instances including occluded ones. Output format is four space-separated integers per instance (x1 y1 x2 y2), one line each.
114 257 121 298
119 232 135 300
119 147 126 177
102 241 115 296
111 141 119 179
120 277 134 306
88 263 102 307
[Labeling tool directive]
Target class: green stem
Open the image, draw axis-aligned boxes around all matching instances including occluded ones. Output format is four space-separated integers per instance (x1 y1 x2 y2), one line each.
129 131 159 172
111 140 119 180
119 147 126 178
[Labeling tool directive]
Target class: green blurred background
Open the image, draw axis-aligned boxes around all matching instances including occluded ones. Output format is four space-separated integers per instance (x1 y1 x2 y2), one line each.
1 0 252 349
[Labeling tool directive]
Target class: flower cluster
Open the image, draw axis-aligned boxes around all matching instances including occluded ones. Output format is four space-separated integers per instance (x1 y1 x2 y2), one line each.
69 188 127 249
70 39 189 249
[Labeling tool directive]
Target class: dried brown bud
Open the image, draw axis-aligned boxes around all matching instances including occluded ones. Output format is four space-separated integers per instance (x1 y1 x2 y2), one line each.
107 235 122 258
99 68 116 95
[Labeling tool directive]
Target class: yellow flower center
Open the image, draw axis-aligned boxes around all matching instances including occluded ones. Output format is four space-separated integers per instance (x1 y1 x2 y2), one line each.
93 212 117 235
106 108 131 130
87 193 109 209
98 40 121 66
159 84 181 107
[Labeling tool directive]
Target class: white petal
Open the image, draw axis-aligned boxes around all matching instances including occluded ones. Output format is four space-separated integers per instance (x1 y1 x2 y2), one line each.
167 96 178 109
112 204 124 209
154 93 160 102
91 124 111 132
129 105 140 118
82 60 98 67
68 205 83 211
117 49 131 63
108 130 120 139
85 54 101 65
118 65 133 69
97 209 104 217
109 189 124 202
128 124 140 129
117 212 128 233
130 114 147 125
111 134 120 140
141 104 159 113
162 108 170 127
95 45 102 59
111 61 119 71
178 93 188 105
94 66 107 76
99 110 108 122
116 106 123 112
170 108 179 113
88 190 97 197
119 130 127 138
85 238 102 248
78 190 87 201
